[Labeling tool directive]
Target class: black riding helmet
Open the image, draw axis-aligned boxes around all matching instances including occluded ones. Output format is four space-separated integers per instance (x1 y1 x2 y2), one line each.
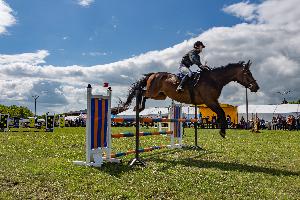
194 41 205 49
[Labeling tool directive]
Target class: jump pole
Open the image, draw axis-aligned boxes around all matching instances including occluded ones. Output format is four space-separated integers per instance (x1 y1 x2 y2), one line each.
74 85 185 167
193 104 203 149
169 102 183 148
73 84 119 167
129 90 146 166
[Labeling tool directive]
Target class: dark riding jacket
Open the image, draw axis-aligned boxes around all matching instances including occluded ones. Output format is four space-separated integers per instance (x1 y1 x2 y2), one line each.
181 49 203 68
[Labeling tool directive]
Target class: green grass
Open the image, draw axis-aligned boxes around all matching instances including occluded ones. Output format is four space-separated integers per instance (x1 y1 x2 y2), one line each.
1 127 300 199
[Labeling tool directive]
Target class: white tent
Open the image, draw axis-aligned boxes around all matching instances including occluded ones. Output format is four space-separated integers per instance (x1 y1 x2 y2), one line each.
117 107 169 119
65 116 80 121
237 104 300 122
116 106 197 119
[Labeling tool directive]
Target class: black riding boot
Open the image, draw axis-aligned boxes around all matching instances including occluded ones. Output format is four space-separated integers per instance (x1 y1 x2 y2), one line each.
176 75 189 92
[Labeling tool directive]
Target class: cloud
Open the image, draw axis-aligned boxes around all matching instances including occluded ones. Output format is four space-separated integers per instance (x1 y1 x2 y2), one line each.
0 0 16 34
1 0 300 114
82 52 109 57
0 50 49 66
77 0 94 7
223 1 258 22
185 31 197 37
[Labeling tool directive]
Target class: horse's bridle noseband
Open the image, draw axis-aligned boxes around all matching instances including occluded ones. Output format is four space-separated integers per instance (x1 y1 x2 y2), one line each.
242 68 257 89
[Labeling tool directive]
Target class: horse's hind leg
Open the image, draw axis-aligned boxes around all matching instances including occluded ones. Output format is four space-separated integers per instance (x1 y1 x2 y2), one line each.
206 102 226 138
133 90 148 112
140 91 166 111
140 95 148 112
133 90 143 112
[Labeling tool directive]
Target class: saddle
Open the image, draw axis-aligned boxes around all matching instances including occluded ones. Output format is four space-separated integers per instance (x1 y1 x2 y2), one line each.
176 71 202 87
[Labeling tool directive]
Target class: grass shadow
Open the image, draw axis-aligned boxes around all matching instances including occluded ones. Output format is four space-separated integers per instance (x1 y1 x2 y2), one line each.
150 157 300 177
93 161 136 177
95 148 220 176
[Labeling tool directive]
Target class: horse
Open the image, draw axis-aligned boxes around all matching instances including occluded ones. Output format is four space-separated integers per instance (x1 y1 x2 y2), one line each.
121 60 259 138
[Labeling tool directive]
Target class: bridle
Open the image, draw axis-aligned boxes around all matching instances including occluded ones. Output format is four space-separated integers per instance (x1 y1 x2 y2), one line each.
241 68 257 89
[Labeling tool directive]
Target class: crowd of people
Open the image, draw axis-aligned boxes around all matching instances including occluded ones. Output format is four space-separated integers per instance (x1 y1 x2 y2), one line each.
61 114 300 131
65 118 86 127
239 115 300 131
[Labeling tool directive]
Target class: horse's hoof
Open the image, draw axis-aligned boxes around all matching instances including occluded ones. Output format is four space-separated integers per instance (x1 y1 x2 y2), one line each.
219 131 226 138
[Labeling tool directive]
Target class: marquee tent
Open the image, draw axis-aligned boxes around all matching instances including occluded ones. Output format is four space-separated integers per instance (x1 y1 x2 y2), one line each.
116 106 197 119
237 104 300 122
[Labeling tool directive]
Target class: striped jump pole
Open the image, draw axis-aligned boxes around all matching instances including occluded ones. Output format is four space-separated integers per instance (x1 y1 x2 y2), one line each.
73 84 119 167
170 102 183 148
112 130 173 138
74 85 186 168
0 114 9 132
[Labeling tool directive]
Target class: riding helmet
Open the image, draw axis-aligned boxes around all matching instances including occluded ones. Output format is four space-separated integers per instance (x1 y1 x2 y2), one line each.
194 41 205 48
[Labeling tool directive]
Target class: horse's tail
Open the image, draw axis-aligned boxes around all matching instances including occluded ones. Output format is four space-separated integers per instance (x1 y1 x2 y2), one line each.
122 73 154 109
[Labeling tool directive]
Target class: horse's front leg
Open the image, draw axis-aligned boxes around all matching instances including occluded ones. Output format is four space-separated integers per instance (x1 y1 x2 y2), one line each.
206 102 226 138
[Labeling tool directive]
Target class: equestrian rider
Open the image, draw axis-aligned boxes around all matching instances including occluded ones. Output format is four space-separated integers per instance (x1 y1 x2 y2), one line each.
176 41 210 92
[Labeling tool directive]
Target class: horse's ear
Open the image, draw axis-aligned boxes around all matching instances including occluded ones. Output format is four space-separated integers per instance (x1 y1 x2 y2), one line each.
246 60 252 69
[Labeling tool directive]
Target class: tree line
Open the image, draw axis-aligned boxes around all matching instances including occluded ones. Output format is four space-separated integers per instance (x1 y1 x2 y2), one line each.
288 100 300 104
0 104 33 118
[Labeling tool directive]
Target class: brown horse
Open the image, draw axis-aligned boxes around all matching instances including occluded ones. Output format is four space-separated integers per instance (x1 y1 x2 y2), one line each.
122 60 259 138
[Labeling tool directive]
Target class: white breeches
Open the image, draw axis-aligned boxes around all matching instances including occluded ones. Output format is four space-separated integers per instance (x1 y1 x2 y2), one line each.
179 64 192 77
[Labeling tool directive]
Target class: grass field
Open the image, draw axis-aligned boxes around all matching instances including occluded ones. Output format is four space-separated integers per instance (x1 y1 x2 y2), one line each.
1 127 300 199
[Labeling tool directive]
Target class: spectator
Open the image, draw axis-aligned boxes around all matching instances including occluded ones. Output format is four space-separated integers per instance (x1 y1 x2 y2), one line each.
240 116 245 129
282 116 287 130
226 115 231 128
260 118 265 129
272 117 277 130
276 115 282 130
211 115 217 129
287 115 293 131
297 116 300 131
291 115 296 130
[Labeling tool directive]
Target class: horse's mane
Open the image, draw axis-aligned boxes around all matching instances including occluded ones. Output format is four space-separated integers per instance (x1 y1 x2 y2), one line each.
210 62 242 73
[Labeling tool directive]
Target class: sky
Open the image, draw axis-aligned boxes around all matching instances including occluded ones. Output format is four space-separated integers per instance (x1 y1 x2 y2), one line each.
0 0 299 115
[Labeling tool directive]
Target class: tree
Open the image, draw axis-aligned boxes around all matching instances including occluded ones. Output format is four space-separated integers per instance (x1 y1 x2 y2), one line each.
0 104 33 118
288 99 300 104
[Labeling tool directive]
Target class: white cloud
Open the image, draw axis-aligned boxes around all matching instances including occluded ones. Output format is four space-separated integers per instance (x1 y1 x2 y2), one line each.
0 0 16 34
223 1 258 22
77 0 94 7
185 31 197 37
1 0 300 114
85 52 108 56
0 50 49 65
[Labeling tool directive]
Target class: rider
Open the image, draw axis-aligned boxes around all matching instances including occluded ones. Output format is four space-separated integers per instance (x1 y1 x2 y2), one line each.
176 41 210 92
